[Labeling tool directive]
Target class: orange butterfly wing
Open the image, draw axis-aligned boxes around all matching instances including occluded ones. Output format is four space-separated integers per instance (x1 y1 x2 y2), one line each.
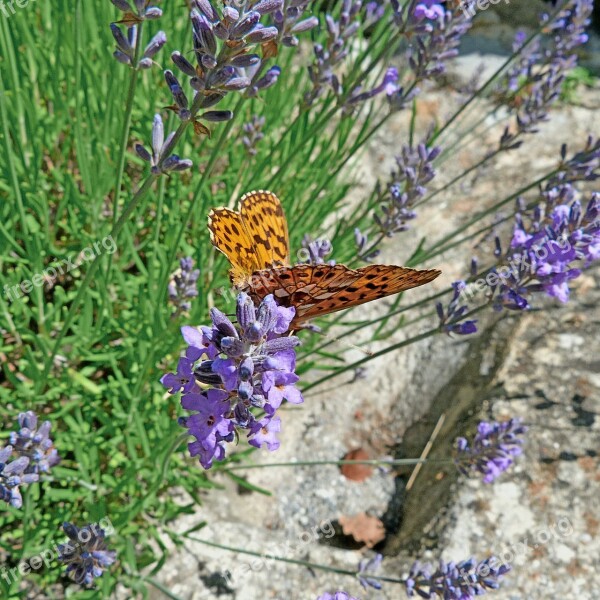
208 190 290 287
242 264 441 328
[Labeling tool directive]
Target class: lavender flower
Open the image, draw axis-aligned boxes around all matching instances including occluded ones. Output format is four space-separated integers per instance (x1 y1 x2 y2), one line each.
344 67 401 114
365 1 385 26
110 25 166 69
9 411 60 475
245 65 282 97
273 0 319 48
58 522 117 587
358 553 383 590
242 115 266 156
497 0 593 149
406 557 510 599
164 1 307 128
0 446 39 508
305 1 363 106
135 114 193 174
317 593 360 600
168 257 200 315
436 281 478 336
110 0 163 21
395 0 474 83
490 187 599 310
300 235 335 265
413 0 445 22
357 140 440 259
161 293 302 468
454 419 527 483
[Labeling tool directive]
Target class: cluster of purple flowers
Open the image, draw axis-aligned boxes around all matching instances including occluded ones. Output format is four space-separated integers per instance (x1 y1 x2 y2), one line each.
273 0 319 48
304 0 363 106
304 0 400 111
131 0 318 175
110 1 166 69
165 1 284 124
1 411 60 508
57 522 117 587
135 114 194 174
161 292 302 468
168 256 200 316
454 419 527 484
393 0 474 83
242 115 266 156
498 0 593 149
406 557 510 599
0 446 39 509
356 140 441 260
489 188 599 309
436 280 478 336
317 593 360 600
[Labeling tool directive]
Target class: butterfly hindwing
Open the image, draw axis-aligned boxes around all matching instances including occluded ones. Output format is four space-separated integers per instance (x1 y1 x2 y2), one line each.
208 190 290 287
239 190 290 269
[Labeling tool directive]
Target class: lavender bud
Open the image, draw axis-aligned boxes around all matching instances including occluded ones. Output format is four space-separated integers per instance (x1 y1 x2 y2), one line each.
172 51 197 77
290 16 319 33
144 7 163 19
201 110 233 122
111 0 132 12
253 0 283 15
245 26 278 43
194 0 219 22
231 11 261 39
143 31 167 60
229 54 261 68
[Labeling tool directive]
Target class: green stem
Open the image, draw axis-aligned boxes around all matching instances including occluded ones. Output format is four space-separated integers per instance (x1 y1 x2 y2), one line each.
181 533 405 585
111 24 144 228
414 169 559 265
302 326 438 393
224 458 433 470
37 174 158 392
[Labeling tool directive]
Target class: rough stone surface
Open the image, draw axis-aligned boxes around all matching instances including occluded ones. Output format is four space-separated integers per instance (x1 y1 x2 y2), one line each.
140 62 600 600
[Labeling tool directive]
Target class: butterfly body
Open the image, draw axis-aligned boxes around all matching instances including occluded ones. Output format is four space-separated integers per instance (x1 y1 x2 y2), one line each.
208 191 441 328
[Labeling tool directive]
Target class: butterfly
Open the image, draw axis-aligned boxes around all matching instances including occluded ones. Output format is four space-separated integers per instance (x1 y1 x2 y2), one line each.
208 190 441 328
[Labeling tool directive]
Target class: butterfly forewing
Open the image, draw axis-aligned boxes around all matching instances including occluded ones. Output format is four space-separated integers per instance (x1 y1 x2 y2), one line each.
244 264 441 327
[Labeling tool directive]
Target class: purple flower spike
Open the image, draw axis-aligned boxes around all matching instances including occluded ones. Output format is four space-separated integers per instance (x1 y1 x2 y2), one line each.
317 593 360 600
168 256 200 316
454 418 527 483
135 114 193 175
358 553 383 590
162 293 301 469
57 522 116 587
9 411 60 475
436 281 478 336
0 446 39 508
406 556 510 598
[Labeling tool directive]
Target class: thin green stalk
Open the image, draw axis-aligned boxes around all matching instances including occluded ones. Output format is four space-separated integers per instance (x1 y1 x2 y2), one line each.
111 23 144 228
181 533 405 585
429 11 561 146
417 147 503 208
224 458 430 470
414 169 559 264
303 304 486 393
302 326 438 393
37 174 158 392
